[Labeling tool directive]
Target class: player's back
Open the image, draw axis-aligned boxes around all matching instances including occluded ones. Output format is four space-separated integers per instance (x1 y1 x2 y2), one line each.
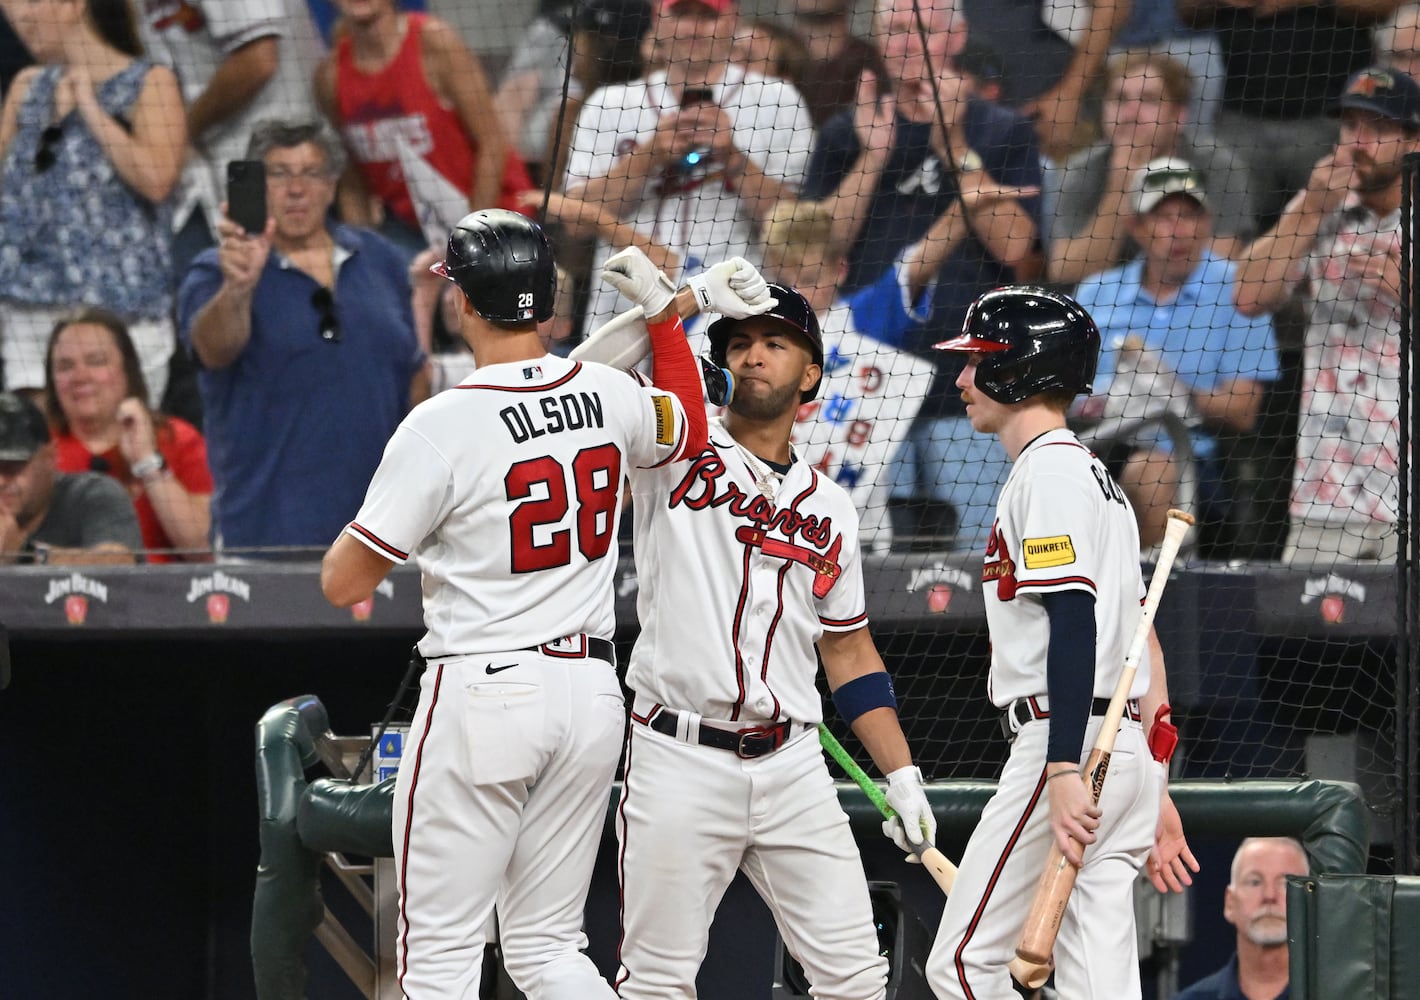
388 356 671 654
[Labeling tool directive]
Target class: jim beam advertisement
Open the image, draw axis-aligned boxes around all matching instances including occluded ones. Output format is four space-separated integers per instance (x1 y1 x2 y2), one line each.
186 570 252 624
42 572 110 626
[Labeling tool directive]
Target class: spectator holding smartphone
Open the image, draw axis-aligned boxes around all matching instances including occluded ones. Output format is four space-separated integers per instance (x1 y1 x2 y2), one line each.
563 0 814 337
178 120 427 557
0 0 185 402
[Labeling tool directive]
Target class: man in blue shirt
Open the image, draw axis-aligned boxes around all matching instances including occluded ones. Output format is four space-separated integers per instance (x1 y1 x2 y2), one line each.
1072 157 1277 550
178 119 426 557
802 0 1044 552
1172 837 1308 1000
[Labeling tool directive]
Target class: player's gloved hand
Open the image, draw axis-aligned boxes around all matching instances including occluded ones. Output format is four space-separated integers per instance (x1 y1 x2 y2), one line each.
684 257 778 319
883 765 936 859
602 246 677 317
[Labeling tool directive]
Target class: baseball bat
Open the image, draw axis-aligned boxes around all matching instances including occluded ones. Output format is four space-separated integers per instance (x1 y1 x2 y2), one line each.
817 724 1052 991
1016 509 1194 967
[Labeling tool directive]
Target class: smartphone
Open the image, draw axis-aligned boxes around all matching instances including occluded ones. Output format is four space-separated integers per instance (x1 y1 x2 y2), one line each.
226 160 267 234
680 87 714 107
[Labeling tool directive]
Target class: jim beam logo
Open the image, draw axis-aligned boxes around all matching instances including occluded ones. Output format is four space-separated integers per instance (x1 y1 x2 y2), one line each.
43 572 109 626
351 578 395 623
186 571 253 624
1300 574 1366 625
906 563 975 614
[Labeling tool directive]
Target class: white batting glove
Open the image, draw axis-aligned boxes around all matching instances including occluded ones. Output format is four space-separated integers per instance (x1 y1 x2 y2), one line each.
602 246 677 317
684 257 778 319
883 765 935 860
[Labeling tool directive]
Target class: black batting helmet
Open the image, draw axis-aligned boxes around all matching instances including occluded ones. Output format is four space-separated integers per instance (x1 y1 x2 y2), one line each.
432 209 557 325
706 283 825 403
933 286 1100 404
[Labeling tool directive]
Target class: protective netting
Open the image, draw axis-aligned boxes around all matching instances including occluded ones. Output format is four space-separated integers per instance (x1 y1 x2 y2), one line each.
0 0 1413 861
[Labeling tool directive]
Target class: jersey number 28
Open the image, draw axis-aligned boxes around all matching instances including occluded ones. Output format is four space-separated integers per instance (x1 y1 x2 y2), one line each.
504 444 623 572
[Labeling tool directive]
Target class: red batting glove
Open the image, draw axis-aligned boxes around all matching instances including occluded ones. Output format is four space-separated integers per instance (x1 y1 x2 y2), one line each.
1148 704 1178 765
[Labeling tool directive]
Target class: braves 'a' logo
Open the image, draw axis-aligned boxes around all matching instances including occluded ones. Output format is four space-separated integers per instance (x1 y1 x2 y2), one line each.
982 522 1018 600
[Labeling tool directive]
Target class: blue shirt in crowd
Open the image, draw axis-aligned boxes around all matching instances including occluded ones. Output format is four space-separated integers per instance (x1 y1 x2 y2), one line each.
1072 249 1279 463
177 223 424 554
803 98 1043 418
1172 953 1290 1000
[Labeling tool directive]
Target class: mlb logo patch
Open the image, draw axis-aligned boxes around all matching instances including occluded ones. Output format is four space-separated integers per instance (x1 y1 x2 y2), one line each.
522 365 543 380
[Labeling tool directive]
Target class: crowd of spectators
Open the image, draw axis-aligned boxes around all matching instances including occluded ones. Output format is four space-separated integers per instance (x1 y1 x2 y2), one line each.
0 0 1413 567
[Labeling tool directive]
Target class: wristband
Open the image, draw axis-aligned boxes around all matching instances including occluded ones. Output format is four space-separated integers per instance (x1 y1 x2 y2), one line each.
1148 704 1179 764
130 452 166 480
832 671 897 725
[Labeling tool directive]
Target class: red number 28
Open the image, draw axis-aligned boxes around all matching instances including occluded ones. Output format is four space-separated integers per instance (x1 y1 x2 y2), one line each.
504 443 622 573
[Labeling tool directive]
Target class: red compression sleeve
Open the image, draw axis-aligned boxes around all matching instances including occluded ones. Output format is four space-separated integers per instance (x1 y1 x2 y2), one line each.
647 313 707 457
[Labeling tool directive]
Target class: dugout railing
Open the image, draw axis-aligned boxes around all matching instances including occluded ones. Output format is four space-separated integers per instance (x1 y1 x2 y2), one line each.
250 695 1371 1000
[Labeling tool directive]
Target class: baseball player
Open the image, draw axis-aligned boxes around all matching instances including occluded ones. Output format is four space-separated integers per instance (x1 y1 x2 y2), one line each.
598 273 936 1000
318 211 772 998
926 287 1197 999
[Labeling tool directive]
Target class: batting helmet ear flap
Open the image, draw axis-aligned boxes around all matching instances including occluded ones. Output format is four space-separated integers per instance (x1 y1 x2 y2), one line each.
699 355 736 407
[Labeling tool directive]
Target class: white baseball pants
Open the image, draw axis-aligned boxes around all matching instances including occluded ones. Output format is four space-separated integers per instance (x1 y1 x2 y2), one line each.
927 716 1161 999
615 719 889 1000
393 653 624 999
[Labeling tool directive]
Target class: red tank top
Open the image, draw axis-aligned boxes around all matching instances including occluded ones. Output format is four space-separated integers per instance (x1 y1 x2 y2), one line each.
334 13 533 226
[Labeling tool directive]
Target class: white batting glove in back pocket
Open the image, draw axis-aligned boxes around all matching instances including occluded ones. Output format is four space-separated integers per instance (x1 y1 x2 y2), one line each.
464 680 548 785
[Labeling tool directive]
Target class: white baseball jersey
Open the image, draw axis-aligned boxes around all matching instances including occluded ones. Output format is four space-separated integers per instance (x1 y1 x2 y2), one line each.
564 64 814 335
138 0 323 231
982 428 1150 705
625 416 867 724
928 425 1160 1000
345 355 692 656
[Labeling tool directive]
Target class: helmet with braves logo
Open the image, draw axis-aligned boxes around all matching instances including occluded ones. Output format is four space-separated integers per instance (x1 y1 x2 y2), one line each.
933 285 1100 404
432 209 557 325
706 283 825 403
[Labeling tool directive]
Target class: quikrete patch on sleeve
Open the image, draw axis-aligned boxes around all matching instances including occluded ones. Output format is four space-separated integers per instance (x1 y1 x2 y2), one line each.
652 395 675 445
1023 535 1076 569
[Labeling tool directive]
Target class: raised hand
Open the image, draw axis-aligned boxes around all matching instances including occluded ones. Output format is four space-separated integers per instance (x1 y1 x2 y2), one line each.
685 258 777 319
602 246 677 316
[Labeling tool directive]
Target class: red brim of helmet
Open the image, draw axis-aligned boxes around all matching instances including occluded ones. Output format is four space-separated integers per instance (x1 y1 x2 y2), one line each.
430 259 452 279
932 334 1012 353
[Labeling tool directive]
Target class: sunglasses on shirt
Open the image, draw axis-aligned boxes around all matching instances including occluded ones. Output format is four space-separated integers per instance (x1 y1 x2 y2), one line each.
311 287 341 343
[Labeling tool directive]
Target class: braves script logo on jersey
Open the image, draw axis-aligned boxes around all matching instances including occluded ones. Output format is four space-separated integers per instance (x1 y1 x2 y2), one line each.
982 523 1018 600
669 450 842 593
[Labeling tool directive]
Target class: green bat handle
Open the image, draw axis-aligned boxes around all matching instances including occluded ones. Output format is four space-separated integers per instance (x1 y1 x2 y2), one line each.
818 723 895 818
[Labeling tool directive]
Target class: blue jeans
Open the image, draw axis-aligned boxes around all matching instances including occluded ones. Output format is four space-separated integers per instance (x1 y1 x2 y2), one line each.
889 416 1012 552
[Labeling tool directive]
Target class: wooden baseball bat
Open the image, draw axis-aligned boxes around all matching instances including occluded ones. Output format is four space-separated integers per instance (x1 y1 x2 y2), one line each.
1016 508 1194 967
817 724 1052 991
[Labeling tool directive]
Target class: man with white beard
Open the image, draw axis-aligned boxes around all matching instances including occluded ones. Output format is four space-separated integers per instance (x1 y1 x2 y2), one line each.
1172 838 1310 1000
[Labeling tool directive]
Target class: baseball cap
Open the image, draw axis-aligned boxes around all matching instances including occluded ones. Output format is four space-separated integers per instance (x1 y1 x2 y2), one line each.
0 391 50 463
660 0 734 15
1333 66 1420 129
575 0 653 41
1132 157 1209 216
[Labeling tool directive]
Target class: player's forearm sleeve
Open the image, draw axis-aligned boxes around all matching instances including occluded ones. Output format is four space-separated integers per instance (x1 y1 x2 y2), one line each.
647 313 707 456
1041 588 1097 763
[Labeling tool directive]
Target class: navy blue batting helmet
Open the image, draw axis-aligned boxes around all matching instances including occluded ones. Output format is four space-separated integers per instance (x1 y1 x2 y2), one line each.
934 286 1100 404
433 209 557 325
